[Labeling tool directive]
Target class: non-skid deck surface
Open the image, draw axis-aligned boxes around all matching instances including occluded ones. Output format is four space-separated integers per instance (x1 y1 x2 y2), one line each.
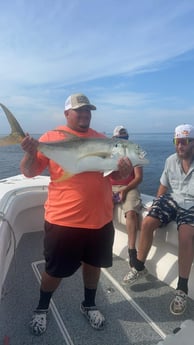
0 231 194 345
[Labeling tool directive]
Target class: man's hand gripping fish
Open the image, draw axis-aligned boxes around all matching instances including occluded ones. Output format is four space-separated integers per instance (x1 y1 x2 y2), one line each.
0 103 149 180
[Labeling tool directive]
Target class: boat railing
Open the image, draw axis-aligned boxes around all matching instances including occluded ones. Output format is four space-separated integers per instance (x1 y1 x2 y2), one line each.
0 176 49 300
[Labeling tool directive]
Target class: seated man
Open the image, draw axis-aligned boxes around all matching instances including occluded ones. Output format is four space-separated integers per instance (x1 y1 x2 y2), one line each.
122 124 194 316
110 126 143 268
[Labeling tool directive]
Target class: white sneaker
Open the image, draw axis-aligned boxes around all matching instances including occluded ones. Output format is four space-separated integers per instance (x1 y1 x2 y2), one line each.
170 290 187 315
29 309 48 335
80 303 105 330
122 267 148 285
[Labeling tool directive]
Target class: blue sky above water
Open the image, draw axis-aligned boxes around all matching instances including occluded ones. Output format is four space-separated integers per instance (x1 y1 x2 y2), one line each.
1 0 194 134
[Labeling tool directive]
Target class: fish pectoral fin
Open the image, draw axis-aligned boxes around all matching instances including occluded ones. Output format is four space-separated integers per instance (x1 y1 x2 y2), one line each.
103 170 113 177
53 171 74 182
80 152 110 159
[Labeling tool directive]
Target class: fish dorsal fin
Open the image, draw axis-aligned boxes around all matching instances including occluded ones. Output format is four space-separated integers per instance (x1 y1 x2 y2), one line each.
52 129 80 141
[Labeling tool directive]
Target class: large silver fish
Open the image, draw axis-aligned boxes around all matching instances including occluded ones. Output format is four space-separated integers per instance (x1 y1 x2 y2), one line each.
0 103 149 179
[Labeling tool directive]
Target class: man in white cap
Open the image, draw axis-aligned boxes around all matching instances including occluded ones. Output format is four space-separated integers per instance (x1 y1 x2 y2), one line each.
110 126 143 269
122 124 194 316
20 93 132 335
113 125 129 139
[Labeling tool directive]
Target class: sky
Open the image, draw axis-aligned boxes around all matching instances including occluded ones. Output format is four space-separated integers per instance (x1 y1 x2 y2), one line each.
1 0 194 134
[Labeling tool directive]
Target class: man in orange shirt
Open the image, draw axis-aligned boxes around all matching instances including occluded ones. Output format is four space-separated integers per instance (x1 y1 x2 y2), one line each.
20 93 132 335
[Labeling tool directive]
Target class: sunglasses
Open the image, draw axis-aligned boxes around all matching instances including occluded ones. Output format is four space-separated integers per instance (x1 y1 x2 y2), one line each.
173 138 194 145
118 135 129 140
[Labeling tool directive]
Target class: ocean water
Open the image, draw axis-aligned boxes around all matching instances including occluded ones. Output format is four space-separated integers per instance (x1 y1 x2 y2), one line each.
131 132 174 196
0 133 174 196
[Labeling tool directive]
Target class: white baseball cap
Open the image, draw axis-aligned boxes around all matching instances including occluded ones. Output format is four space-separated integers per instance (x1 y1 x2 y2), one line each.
113 125 128 137
65 93 96 111
174 124 194 138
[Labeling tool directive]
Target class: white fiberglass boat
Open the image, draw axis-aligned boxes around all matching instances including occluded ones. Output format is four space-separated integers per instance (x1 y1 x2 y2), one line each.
0 174 194 345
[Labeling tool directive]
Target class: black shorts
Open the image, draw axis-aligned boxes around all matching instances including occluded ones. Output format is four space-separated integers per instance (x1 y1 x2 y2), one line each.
44 221 115 278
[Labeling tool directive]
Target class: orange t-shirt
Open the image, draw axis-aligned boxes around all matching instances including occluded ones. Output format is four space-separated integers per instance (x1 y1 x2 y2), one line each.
36 126 113 229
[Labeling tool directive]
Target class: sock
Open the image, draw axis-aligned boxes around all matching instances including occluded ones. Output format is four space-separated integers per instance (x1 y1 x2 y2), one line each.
134 258 145 271
128 248 137 267
36 289 53 310
83 287 97 307
177 277 188 294
128 248 137 257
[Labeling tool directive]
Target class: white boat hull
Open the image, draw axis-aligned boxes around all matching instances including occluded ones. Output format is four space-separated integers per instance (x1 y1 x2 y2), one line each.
0 174 193 301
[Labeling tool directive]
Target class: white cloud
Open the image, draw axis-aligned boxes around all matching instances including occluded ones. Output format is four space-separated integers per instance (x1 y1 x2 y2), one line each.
0 0 194 133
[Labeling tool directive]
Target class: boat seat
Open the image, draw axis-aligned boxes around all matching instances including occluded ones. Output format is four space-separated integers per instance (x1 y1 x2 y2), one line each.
113 195 178 248
112 194 194 299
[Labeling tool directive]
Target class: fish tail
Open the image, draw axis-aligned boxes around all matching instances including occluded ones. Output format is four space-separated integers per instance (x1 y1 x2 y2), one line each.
0 103 26 146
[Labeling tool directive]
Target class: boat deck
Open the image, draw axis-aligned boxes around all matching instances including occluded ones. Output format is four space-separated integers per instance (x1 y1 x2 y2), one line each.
0 231 194 345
